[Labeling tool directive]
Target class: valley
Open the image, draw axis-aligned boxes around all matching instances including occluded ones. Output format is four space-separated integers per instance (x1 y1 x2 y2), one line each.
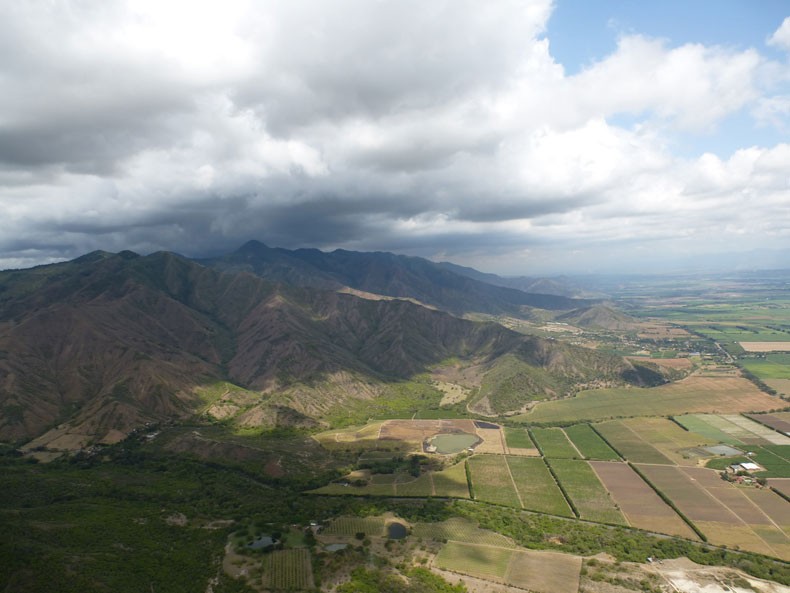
5 249 790 593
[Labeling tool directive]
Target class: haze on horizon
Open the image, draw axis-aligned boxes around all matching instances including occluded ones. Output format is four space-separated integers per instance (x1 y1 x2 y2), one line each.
1 1 789 276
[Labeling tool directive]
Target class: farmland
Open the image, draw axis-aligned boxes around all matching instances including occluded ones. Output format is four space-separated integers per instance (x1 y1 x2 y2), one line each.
434 541 512 578
547 459 626 524
411 517 516 548
564 423 620 460
589 461 697 538
262 549 313 590
323 516 386 537
504 427 533 448
595 421 673 464
518 375 778 424
530 427 579 458
636 465 790 559
616 417 715 465
506 456 574 517
434 542 582 593
467 455 522 508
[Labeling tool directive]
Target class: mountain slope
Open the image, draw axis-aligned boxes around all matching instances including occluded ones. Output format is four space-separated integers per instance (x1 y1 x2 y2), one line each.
199 240 590 316
436 260 596 298
0 251 645 447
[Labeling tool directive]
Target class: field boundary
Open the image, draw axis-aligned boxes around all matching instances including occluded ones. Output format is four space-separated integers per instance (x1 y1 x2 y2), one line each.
543 457 579 518
628 462 706 541
590 424 624 460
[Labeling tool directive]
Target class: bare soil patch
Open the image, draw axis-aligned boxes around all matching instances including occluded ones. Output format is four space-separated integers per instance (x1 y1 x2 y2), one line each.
741 342 790 352
506 550 581 593
589 461 696 538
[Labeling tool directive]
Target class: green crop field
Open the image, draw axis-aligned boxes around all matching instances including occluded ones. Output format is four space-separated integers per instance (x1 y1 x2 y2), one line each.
468 455 521 508
434 541 513 578
674 414 744 445
262 549 313 590
531 427 578 458
411 517 516 548
564 424 620 460
431 462 471 498
504 427 534 449
506 457 573 517
548 459 626 525
323 516 386 537
396 473 434 496
741 355 790 380
595 421 674 464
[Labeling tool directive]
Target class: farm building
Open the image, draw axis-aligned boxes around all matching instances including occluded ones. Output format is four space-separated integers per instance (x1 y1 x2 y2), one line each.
727 462 761 473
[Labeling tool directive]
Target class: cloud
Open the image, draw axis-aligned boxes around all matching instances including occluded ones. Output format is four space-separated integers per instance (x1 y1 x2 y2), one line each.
768 17 790 50
0 1 788 274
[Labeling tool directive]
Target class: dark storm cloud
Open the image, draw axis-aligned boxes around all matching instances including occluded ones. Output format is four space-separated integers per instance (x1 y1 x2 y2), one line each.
0 1 787 273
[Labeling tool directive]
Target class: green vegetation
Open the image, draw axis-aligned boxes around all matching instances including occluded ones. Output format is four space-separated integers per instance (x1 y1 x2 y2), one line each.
674 414 743 446
595 421 673 464
449 501 790 585
506 457 573 517
434 542 512 578
263 549 312 590
530 427 578 458
504 427 534 449
741 354 790 380
548 459 626 525
467 456 521 508
564 424 620 460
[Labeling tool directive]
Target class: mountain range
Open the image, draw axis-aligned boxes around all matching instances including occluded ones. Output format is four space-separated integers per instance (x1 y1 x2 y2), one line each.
0 243 658 450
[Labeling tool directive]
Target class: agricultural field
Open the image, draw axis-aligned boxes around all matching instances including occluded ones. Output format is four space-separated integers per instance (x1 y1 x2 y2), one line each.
504 427 539 455
674 414 744 446
504 427 533 448
564 423 620 460
530 427 579 458
617 417 715 465
741 354 790 379
547 459 626 525
262 549 313 591
322 516 386 537
594 421 673 464
411 517 516 548
467 455 521 508
518 375 778 424
430 461 471 498
747 413 790 436
680 414 790 446
434 542 582 593
506 457 574 517
636 465 790 559
434 541 512 579
589 461 697 538
311 462 471 498
506 550 583 593
740 342 790 352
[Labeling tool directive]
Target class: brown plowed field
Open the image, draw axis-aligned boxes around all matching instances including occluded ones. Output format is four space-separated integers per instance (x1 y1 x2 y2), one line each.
747 414 790 435
641 465 790 559
589 461 696 538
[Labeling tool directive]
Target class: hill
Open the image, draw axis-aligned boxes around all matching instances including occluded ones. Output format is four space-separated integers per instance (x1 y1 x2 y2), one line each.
198 240 590 316
0 251 652 448
555 305 640 331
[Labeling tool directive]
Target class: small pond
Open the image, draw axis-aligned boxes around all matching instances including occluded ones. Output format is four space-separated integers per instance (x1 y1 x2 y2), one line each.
325 543 348 552
388 522 408 540
473 420 499 429
429 432 479 454
248 535 275 550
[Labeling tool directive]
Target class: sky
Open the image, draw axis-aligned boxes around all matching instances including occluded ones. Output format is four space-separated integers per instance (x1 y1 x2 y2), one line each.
1 1 789 275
